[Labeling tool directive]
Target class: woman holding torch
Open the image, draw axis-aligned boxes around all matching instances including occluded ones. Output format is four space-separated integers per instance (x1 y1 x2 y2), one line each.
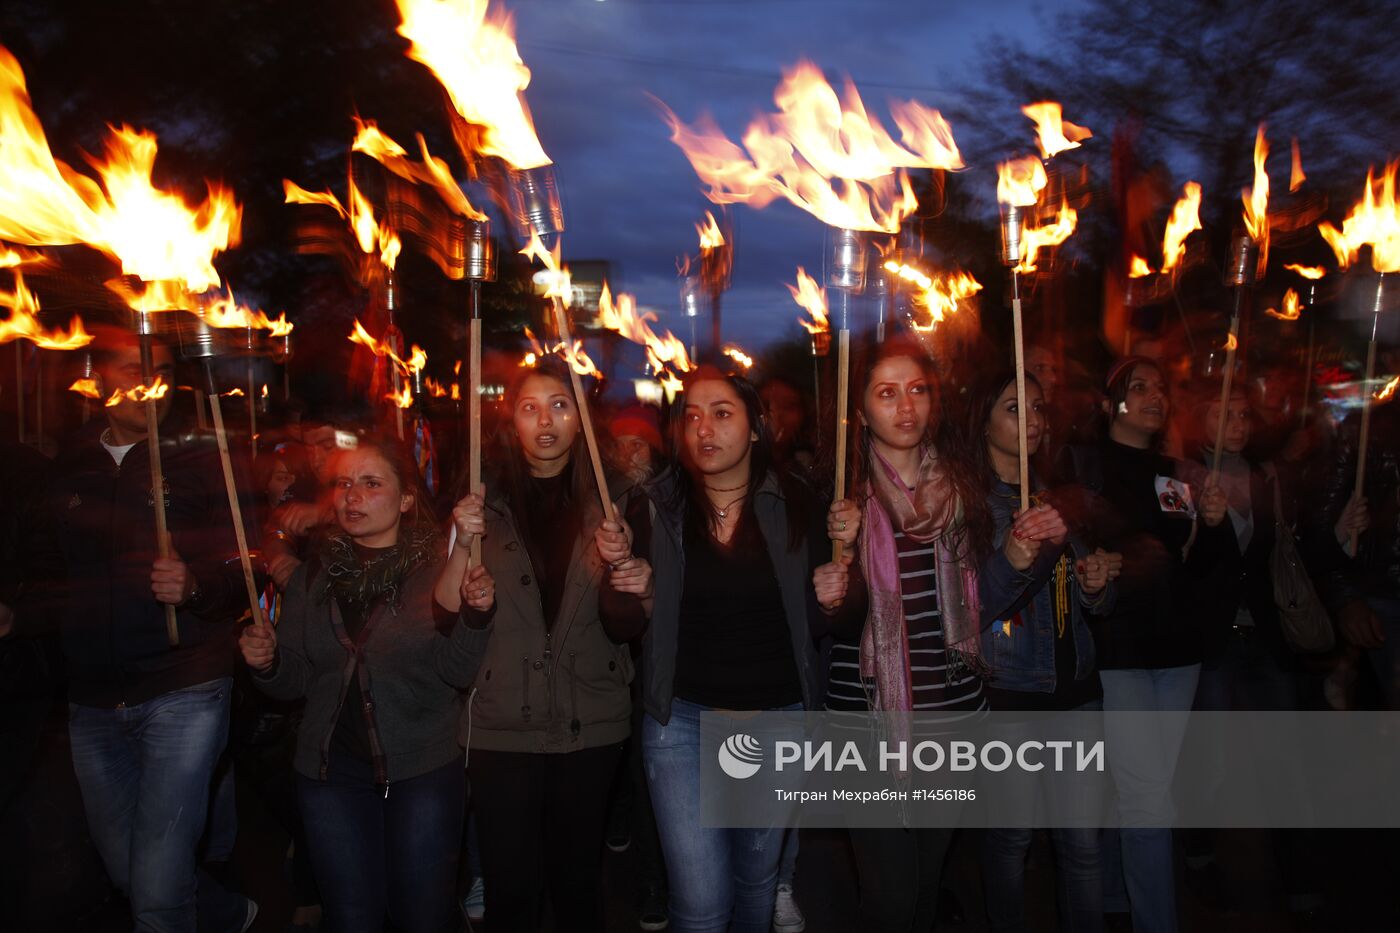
238 435 493 933
965 367 1119 933
1057 357 1229 933
437 357 649 933
595 364 858 933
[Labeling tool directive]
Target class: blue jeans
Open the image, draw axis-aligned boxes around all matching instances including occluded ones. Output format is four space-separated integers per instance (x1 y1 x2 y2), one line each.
68 677 245 933
1099 664 1200 933
643 699 801 933
983 699 1104 933
297 756 465 933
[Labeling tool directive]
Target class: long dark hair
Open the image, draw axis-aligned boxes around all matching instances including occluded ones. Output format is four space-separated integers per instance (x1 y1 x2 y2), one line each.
487 356 601 523
666 365 811 551
961 367 1045 558
848 333 989 560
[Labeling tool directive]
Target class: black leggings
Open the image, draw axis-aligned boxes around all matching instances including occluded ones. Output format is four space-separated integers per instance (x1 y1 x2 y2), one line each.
848 826 956 933
470 744 623 933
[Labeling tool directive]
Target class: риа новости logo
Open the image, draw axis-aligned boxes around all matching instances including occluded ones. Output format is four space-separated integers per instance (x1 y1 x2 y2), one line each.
718 733 763 779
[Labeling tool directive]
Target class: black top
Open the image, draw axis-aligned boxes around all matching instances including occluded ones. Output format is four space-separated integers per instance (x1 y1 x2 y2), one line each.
518 469 579 631
672 508 803 710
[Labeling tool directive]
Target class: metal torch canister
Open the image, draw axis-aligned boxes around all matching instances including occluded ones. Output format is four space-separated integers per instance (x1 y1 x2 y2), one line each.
464 218 497 282
509 166 565 238
826 227 869 292
680 275 705 320
1000 203 1025 267
1223 233 1259 288
174 312 220 361
868 249 892 342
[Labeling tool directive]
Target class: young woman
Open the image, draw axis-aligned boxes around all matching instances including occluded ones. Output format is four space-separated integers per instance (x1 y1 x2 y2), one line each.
596 365 857 933
1058 357 1228 933
436 357 649 933
967 369 1119 933
819 336 1029 933
238 435 493 933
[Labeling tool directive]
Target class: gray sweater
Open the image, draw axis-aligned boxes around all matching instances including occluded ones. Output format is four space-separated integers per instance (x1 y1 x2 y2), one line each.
254 555 492 783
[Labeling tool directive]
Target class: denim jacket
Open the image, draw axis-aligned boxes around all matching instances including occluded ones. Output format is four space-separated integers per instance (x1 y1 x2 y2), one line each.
978 477 1114 694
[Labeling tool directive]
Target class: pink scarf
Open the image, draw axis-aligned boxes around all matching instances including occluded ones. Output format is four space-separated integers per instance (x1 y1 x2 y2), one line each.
858 444 983 715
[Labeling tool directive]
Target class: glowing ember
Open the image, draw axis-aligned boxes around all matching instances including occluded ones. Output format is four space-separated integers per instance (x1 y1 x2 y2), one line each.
352 117 486 221
1021 102 1091 159
68 377 100 399
697 211 725 250
1317 161 1400 273
882 259 982 329
105 375 169 406
1161 181 1202 273
1015 199 1078 274
723 345 754 369
787 267 830 335
0 46 240 301
285 177 402 270
996 156 1047 207
1376 375 1400 402
1128 255 1154 278
659 60 962 234
1290 137 1305 192
1284 264 1326 280
394 0 552 170
1264 288 1302 321
0 271 93 349
1242 124 1270 270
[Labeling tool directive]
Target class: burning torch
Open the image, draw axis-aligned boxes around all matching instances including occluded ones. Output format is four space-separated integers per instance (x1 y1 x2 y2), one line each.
461 217 496 567
827 225 868 563
175 304 268 632
997 157 1045 514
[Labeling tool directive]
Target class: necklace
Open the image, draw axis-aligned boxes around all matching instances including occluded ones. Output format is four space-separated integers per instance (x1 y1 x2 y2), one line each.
704 480 750 494
713 494 747 519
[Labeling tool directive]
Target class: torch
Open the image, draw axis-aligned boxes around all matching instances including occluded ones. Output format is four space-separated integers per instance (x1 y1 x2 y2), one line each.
680 274 705 365
510 165 614 520
997 161 1040 515
175 308 266 631
699 211 733 354
827 226 868 563
1210 233 1258 482
462 217 496 567
133 305 180 646
1349 272 1390 556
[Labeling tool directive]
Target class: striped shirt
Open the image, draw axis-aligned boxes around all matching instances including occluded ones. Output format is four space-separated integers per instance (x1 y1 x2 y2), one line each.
825 530 986 717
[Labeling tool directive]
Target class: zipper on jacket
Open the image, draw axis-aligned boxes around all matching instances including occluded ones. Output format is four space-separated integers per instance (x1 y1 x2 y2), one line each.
568 650 580 737
520 656 532 721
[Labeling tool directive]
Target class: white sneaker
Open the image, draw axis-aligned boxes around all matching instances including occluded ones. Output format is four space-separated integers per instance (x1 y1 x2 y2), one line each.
772 884 805 933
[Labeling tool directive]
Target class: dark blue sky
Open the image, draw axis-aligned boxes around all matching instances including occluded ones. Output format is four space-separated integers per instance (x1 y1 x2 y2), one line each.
504 0 1069 351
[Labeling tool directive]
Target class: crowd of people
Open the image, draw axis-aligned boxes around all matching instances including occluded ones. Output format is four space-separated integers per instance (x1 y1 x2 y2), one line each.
0 314 1395 933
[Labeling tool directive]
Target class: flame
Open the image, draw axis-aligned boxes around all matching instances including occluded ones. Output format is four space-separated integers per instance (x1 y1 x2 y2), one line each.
1128 255 1154 278
424 376 449 397
1161 181 1202 273
385 383 414 409
69 377 100 398
1224 333 1238 352
1317 161 1400 273
1242 124 1270 269
697 211 725 250
659 60 962 234
787 267 830 335
722 345 753 369
658 369 683 400
0 271 94 349
224 388 245 397
519 232 573 306
351 117 486 220
200 288 293 334
0 47 240 299
284 177 402 270
1264 288 1302 321
0 243 45 268
1284 263 1326 280
394 0 551 169
1015 199 1078 274
261 383 268 399
883 259 981 329
518 325 600 378
348 318 423 379
1290 137 1305 192
1376 375 1400 403
1021 102 1091 159
104 375 168 406
597 283 693 376
996 156 1047 207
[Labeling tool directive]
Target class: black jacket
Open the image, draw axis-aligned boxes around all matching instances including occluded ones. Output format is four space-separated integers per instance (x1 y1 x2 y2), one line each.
47 419 258 707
